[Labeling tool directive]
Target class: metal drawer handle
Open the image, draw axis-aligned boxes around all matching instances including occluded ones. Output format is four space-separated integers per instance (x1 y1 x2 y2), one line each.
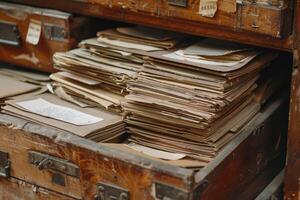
94 183 129 200
28 151 80 178
35 158 54 170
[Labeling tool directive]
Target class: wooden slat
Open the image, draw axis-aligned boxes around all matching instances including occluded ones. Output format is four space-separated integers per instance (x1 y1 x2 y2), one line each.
284 0 300 199
255 169 284 200
194 95 288 199
0 114 192 200
0 177 75 200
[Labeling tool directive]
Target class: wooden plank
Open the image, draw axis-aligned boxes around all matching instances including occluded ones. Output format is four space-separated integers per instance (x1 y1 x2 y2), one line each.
0 114 192 200
284 0 300 199
255 169 284 200
239 162 284 200
0 177 75 200
194 96 288 199
0 125 83 199
4 0 294 51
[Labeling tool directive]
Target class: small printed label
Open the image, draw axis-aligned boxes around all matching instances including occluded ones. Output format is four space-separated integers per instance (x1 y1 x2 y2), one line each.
199 0 218 18
26 19 42 45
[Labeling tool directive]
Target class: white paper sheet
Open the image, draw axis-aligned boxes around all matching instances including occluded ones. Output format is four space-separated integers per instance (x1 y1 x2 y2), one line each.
16 98 103 126
127 143 186 160
163 51 243 67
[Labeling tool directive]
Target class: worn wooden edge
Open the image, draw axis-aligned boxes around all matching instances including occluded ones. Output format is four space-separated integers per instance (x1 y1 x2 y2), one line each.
255 169 284 200
284 0 300 198
0 177 76 200
4 0 294 51
237 158 285 200
194 94 286 184
0 114 194 183
0 1 72 18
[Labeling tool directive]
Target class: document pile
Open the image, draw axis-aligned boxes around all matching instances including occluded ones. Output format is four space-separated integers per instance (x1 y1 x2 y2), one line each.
51 26 188 113
123 38 281 165
0 66 49 105
96 26 187 51
2 93 126 142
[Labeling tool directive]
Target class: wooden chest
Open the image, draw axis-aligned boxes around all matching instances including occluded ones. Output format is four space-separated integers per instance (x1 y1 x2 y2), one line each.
0 93 288 200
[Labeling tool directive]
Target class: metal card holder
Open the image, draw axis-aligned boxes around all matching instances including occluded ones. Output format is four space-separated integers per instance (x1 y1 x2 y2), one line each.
0 20 20 46
43 23 68 41
167 0 188 7
155 182 189 200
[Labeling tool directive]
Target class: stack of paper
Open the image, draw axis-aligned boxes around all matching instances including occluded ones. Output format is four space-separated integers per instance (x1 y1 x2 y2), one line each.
0 67 50 86
123 39 280 164
51 26 188 112
0 66 49 105
0 74 40 105
97 26 188 51
52 41 143 112
2 93 126 142
51 48 139 112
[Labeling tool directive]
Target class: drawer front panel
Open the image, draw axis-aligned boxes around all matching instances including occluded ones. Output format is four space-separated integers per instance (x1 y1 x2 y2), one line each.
0 115 190 200
0 130 82 199
85 0 290 38
0 177 75 200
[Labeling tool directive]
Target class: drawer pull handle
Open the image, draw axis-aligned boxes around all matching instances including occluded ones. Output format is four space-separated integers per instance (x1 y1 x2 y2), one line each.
35 158 54 170
95 182 129 200
28 151 80 178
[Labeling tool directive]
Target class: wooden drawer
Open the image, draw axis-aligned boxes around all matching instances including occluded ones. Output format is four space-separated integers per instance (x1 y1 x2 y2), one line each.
32 0 293 38
0 177 75 200
0 2 99 72
4 0 294 51
0 93 288 199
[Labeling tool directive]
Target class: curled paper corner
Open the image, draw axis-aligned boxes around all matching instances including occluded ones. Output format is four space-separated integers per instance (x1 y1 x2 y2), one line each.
199 0 218 18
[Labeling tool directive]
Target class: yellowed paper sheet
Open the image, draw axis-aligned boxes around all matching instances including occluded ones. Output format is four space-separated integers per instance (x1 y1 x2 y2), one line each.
199 0 218 18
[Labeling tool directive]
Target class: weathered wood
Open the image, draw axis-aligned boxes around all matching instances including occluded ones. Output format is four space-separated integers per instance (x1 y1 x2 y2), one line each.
239 161 284 200
237 3 292 38
0 114 192 200
0 177 75 200
194 95 288 200
5 0 293 51
284 0 300 198
255 169 284 200
0 2 98 72
0 126 82 199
